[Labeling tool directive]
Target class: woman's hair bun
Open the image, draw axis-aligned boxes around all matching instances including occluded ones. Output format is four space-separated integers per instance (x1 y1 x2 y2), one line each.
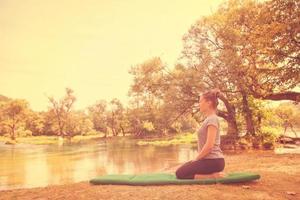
215 91 219 97
202 88 220 109
211 88 220 97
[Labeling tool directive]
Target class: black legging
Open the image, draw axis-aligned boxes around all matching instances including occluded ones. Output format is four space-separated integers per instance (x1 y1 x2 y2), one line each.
175 158 225 179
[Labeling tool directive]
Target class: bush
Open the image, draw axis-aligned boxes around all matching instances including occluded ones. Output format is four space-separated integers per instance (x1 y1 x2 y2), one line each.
142 121 155 133
18 129 33 137
237 138 252 149
257 126 281 149
82 130 100 136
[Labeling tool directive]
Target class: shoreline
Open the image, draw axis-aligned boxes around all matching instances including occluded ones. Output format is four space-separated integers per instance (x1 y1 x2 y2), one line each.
1 152 299 200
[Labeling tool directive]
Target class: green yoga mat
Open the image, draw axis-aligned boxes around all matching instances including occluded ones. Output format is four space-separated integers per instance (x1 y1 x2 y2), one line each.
90 172 260 185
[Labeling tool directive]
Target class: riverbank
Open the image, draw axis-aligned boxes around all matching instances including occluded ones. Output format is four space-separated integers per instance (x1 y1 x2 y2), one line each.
0 132 243 147
0 135 105 145
137 132 196 146
0 134 166 145
0 133 194 146
1 151 299 200
1 131 298 148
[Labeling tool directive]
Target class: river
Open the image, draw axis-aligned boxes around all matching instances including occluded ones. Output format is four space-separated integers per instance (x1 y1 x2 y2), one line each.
0 137 299 190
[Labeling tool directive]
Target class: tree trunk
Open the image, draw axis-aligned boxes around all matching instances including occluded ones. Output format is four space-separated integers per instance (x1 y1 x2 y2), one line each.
227 115 239 136
120 125 126 136
217 93 239 137
241 93 255 136
11 124 16 141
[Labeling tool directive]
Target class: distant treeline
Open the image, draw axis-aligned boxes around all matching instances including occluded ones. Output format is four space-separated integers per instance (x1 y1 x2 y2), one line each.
0 0 299 144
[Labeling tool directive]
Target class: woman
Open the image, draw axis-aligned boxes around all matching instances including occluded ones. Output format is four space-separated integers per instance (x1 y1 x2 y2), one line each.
175 89 225 179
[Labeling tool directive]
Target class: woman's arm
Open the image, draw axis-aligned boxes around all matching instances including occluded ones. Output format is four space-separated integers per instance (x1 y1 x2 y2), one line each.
193 125 217 161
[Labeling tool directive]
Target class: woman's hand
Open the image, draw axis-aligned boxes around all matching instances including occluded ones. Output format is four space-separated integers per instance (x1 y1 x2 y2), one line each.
191 156 201 162
193 125 217 160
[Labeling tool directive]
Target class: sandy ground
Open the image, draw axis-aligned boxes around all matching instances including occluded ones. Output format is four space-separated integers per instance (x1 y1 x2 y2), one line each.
1 151 299 200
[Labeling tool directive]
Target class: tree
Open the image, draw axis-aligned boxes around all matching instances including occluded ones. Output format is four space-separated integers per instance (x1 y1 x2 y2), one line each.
47 88 76 138
0 99 30 140
128 58 201 136
106 98 125 136
25 111 45 136
180 0 300 138
65 110 94 137
275 103 299 137
88 100 108 135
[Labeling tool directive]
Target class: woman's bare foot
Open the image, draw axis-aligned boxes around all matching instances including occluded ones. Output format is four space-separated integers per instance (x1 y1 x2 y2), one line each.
194 172 226 179
213 171 226 178
194 174 215 179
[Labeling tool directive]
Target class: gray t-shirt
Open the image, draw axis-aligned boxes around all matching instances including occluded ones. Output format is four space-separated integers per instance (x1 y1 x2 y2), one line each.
197 114 224 159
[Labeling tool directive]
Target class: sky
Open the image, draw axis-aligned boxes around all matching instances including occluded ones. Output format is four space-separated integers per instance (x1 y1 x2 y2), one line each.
1 0 226 111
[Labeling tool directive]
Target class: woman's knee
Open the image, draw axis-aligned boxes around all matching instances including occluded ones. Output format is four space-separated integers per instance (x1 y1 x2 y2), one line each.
175 163 193 179
175 167 184 179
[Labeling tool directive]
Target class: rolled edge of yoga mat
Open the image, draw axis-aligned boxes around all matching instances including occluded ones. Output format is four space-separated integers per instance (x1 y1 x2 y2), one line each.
216 172 261 184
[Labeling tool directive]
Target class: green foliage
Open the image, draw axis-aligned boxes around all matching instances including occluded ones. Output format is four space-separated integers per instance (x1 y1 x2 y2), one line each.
181 0 300 138
257 126 282 149
142 120 155 133
25 111 45 136
0 99 30 140
47 88 76 137
81 130 101 136
137 132 197 146
88 100 108 133
1 0 299 147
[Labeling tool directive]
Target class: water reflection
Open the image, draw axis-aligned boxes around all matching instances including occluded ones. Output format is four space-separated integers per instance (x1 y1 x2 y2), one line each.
0 138 198 190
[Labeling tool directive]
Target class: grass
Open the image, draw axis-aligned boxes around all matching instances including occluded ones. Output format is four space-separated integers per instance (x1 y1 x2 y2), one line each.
0 134 104 145
137 132 197 146
1 127 297 146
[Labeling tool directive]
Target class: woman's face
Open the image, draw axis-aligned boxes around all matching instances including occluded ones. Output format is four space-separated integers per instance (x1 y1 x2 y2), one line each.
198 95 211 113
